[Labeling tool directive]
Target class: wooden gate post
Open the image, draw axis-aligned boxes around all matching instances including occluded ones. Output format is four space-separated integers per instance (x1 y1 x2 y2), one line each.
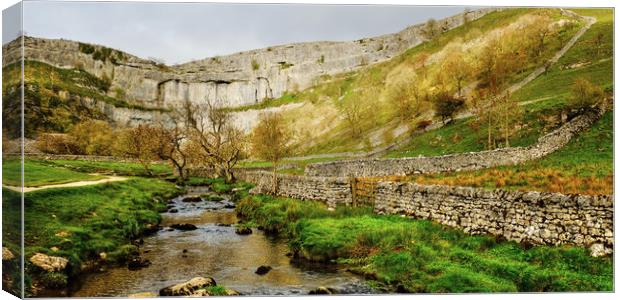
349 176 357 207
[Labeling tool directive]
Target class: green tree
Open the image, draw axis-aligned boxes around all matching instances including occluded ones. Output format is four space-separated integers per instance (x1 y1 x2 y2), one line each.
251 112 291 193
433 92 465 123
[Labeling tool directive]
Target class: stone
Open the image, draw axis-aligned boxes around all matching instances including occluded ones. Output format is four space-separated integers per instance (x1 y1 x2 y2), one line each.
29 253 69 272
308 286 337 294
159 277 217 296
168 208 179 213
182 196 202 203
235 226 252 235
128 292 158 298
127 257 151 270
2 247 14 261
170 223 198 231
255 265 272 275
589 243 612 257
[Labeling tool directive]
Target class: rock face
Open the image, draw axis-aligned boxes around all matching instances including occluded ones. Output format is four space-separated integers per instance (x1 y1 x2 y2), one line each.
159 276 216 296
29 253 69 272
2 8 497 118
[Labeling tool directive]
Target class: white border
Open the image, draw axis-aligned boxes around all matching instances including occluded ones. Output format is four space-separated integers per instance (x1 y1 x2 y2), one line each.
0 1 617 300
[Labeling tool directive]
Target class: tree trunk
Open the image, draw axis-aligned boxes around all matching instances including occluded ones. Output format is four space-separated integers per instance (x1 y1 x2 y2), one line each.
271 162 278 195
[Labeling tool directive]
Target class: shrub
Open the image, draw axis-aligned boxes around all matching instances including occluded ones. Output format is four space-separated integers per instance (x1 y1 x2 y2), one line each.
39 272 68 289
567 78 604 114
35 133 80 154
68 120 115 155
78 42 95 54
433 93 465 123
251 59 260 71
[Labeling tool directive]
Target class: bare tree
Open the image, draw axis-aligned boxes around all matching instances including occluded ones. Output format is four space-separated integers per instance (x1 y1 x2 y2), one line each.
182 100 246 182
442 47 473 97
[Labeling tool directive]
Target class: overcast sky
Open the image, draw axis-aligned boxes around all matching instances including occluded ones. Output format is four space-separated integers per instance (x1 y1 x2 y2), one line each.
9 1 469 64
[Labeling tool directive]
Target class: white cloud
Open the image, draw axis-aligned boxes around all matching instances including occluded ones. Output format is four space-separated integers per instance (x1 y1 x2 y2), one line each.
22 1 467 64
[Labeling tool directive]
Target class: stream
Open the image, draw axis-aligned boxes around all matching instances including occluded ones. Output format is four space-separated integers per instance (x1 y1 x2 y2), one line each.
71 187 373 296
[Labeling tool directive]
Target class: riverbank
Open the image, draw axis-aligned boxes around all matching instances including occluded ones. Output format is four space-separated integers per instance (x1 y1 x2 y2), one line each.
2 177 182 296
236 194 613 293
72 185 372 296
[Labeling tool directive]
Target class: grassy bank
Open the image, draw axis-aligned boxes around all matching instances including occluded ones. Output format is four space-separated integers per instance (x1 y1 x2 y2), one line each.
15 177 181 294
29 159 172 177
407 111 612 195
236 195 613 293
2 159 104 187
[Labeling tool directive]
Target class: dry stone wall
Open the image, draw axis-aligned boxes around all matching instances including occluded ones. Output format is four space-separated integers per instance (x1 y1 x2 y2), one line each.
236 171 352 208
305 107 606 177
236 170 613 252
373 182 613 252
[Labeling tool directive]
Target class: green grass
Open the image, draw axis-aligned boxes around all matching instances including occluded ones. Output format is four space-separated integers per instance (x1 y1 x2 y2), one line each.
223 92 303 112
2 159 103 187
238 156 347 175
34 159 172 177
20 177 180 290
2 185 23 296
409 110 612 195
237 195 613 292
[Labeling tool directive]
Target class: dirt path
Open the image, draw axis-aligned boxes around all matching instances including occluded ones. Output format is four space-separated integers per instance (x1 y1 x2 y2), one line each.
3 176 128 193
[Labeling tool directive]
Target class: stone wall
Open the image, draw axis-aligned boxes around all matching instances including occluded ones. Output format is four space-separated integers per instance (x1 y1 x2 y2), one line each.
236 171 352 208
305 107 606 177
373 182 613 252
236 170 613 252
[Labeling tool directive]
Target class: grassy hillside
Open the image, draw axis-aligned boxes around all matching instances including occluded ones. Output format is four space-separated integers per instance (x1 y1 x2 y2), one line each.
242 8 585 156
1 60 164 138
385 8 612 159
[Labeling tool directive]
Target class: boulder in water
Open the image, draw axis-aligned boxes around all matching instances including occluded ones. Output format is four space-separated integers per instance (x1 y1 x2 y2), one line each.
235 226 252 235
308 286 338 294
182 196 202 203
170 223 198 231
127 256 151 270
168 208 179 213
255 265 272 275
159 277 216 296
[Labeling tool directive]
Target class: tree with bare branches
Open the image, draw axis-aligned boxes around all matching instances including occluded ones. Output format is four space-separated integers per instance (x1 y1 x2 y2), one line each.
182 100 246 182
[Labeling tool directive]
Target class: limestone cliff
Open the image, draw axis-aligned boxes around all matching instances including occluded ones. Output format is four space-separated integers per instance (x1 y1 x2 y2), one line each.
2 8 497 114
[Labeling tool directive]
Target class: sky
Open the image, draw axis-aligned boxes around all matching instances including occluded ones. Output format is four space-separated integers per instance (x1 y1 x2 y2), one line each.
8 1 469 65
